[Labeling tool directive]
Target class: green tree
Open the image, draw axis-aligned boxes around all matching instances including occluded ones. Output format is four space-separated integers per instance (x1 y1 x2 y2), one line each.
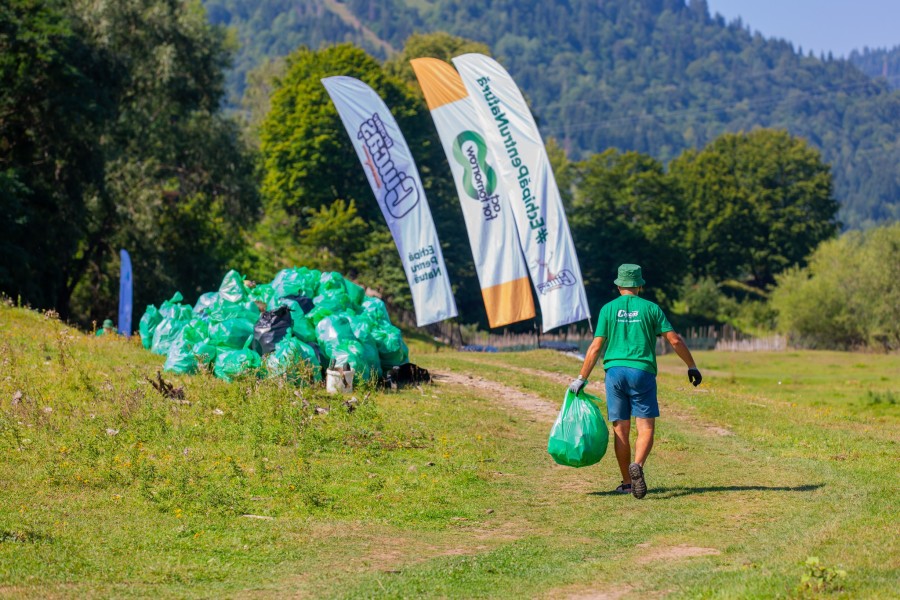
0 0 115 316
259 44 411 229
240 56 287 149
1 0 259 324
256 43 482 323
770 222 900 349
69 0 259 324
670 129 839 289
212 0 900 230
384 31 490 86
569 149 687 309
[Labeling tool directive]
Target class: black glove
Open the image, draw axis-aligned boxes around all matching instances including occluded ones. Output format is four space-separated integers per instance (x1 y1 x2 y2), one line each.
568 376 587 394
688 368 702 387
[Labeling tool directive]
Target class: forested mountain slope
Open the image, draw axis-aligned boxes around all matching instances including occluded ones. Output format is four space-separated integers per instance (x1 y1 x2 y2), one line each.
850 45 900 90
204 0 900 228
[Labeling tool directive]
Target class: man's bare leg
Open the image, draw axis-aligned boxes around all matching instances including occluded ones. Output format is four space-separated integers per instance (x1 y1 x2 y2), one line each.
612 419 632 483
634 417 655 466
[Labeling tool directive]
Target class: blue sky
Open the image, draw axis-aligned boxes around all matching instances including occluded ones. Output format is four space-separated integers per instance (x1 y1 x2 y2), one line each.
707 0 900 58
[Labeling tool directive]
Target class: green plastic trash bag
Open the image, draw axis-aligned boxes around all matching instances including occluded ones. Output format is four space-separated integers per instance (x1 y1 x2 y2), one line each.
213 348 261 382
315 314 356 358
277 298 317 344
158 292 182 316
159 292 192 321
361 296 390 323
206 296 260 322
218 270 248 303
181 318 209 344
192 292 218 316
271 267 319 299
271 268 301 298
349 314 376 344
249 283 275 308
360 340 382 378
318 271 345 293
547 390 609 468
208 318 255 349
332 339 378 381
163 330 197 375
344 279 366 306
371 324 409 368
139 305 162 349
192 338 218 365
151 317 187 355
264 332 322 382
305 303 333 324
313 290 353 314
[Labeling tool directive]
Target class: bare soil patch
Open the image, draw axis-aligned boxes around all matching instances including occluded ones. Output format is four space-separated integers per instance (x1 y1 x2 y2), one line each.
432 370 559 421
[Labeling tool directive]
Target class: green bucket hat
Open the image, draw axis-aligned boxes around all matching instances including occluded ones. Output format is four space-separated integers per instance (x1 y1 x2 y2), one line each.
613 264 645 288
102 319 114 328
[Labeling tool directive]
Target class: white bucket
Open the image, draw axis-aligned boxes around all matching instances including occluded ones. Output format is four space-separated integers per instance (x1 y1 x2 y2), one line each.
325 368 354 394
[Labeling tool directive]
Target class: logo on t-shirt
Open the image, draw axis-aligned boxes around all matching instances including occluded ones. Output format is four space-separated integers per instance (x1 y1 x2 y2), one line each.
616 309 640 322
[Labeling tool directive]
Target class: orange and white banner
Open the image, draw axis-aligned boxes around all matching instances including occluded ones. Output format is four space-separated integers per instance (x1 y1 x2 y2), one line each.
411 58 535 328
322 76 457 326
452 54 590 331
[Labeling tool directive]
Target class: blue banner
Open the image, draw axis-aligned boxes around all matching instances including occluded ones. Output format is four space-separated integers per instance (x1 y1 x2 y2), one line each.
118 249 133 337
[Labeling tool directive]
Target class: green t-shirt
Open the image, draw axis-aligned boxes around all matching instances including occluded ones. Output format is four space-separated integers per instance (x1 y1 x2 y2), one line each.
594 295 673 375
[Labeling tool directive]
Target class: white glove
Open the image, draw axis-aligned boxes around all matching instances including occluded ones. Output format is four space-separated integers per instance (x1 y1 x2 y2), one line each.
568 376 587 395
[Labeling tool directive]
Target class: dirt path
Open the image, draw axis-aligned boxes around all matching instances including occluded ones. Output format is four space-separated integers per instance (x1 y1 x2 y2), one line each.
432 369 559 421
433 358 734 437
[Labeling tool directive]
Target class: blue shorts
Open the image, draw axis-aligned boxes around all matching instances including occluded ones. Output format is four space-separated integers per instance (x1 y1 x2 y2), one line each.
604 366 659 422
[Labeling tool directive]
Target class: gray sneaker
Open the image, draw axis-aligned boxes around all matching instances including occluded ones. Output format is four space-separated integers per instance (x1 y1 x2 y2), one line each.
614 482 632 494
628 462 647 499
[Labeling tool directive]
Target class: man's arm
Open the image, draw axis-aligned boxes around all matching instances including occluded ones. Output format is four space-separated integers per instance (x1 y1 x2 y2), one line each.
569 336 605 393
579 336 605 379
663 330 702 386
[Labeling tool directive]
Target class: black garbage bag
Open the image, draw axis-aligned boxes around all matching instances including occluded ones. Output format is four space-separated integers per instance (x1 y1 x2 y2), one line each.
251 305 293 355
382 363 431 389
281 294 315 313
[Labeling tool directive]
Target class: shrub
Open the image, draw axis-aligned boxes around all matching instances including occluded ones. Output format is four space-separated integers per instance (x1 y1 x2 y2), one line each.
771 223 900 349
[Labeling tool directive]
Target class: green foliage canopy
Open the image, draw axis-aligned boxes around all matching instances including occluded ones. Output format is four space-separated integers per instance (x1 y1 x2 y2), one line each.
569 149 687 308
771 222 900 350
256 42 489 323
1 0 114 315
205 0 900 230
1 0 259 325
670 130 839 289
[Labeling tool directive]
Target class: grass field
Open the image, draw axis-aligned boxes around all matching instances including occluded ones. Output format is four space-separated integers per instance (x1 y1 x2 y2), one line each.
1 304 897 598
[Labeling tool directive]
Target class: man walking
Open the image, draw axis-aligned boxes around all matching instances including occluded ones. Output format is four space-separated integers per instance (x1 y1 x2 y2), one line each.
569 264 702 499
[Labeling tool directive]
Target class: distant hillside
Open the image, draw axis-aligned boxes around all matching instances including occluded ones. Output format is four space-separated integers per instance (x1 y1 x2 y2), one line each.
849 45 900 90
204 0 900 228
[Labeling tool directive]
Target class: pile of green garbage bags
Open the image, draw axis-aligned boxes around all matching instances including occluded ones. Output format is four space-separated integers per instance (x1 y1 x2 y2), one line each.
138 268 409 383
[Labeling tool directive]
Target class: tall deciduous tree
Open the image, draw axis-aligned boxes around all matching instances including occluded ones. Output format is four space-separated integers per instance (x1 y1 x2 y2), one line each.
670 129 839 289
569 149 687 309
0 0 115 315
1 0 259 324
